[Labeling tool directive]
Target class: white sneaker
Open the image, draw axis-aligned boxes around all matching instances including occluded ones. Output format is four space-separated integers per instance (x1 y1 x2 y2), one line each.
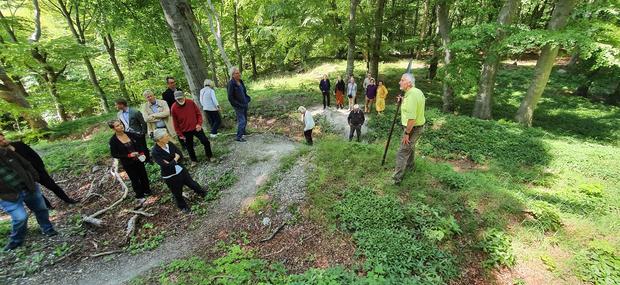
209 134 217 138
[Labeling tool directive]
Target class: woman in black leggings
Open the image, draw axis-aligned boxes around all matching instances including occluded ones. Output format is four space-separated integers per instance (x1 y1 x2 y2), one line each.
108 120 151 203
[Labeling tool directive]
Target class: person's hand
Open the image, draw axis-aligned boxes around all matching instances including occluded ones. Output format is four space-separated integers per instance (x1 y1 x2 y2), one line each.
130 152 139 157
179 136 185 141
196 124 202 131
396 95 403 103
174 153 180 161
402 134 410 145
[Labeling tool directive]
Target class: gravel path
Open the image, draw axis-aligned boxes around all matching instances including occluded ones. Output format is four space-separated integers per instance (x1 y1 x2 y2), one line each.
15 134 297 285
308 106 369 139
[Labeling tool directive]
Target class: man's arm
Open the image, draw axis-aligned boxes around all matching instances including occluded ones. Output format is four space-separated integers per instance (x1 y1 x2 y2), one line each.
151 102 171 119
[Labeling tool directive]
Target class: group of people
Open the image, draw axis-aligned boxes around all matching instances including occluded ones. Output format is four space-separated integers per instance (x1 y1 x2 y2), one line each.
0 66 425 252
319 73 388 115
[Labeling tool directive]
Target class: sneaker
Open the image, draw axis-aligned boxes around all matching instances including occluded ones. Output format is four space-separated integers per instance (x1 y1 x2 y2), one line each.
3 242 21 251
180 207 191 214
182 192 190 199
44 229 59 237
235 138 247 142
209 133 217 138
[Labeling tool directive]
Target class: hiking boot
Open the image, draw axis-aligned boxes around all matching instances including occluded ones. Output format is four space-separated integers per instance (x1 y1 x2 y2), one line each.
3 242 22 251
44 229 59 237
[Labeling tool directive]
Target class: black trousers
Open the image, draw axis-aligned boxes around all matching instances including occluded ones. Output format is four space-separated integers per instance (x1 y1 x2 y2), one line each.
124 162 151 199
164 169 206 209
322 92 330 108
349 124 362 141
38 171 72 202
304 129 313 145
205 111 222 135
182 130 213 162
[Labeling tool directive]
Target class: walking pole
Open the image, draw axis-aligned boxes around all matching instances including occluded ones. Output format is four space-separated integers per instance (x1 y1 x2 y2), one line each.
381 59 413 166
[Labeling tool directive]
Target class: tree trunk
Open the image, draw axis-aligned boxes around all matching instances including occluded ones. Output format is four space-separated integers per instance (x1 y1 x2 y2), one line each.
83 56 110 112
436 0 454 112
515 0 577 126
47 79 68 122
184 8 218 85
346 0 360 77
102 33 130 100
472 0 520 119
160 0 209 108
369 0 386 80
0 65 48 129
243 26 258 78
415 0 431 59
205 0 233 75
232 0 243 72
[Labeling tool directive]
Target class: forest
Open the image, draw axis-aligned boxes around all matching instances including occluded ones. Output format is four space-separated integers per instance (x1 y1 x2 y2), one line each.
0 0 619 284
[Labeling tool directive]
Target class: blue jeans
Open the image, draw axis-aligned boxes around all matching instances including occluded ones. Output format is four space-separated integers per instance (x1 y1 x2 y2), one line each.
0 185 54 246
234 107 248 140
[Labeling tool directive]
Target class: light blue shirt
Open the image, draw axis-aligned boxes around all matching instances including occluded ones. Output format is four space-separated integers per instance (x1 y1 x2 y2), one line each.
150 102 166 128
303 110 315 131
199 86 219 111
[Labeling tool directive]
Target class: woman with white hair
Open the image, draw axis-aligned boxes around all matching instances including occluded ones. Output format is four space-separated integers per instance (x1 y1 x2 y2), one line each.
298 106 315 145
151 129 208 213
199 79 222 138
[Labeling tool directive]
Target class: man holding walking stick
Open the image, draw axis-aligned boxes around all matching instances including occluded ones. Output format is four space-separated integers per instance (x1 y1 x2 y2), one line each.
393 73 426 186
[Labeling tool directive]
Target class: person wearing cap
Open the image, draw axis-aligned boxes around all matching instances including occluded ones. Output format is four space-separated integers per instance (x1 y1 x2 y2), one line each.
298 106 315 145
393 73 426 185
141 90 177 140
199 79 222 138
108 119 151 204
0 145 57 251
171 91 213 163
116 98 149 162
227 67 251 142
347 104 365 142
151 129 208 213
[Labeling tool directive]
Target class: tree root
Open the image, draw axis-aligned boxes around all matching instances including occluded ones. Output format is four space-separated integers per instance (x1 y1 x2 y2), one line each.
82 159 128 227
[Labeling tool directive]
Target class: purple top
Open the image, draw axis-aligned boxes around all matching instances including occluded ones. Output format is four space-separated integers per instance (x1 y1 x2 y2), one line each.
366 84 377 99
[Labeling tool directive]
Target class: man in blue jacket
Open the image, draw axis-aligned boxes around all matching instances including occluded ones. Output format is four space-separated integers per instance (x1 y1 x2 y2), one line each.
227 67 251 142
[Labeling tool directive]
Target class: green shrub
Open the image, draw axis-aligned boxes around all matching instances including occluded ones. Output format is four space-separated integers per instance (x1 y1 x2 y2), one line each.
479 229 516 268
524 200 563 232
336 188 405 231
405 202 462 241
576 242 620 285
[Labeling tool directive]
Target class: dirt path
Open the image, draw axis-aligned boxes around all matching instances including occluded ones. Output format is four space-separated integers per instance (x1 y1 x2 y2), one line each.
16 134 298 285
308 106 369 139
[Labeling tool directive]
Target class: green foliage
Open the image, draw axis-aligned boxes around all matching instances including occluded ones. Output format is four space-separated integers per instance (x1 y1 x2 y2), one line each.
127 232 166 254
479 229 516 269
576 242 620 285
337 188 404 231
524 200 562 232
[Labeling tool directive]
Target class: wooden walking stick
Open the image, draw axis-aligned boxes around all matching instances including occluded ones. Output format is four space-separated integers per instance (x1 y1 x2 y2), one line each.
381 59 413 166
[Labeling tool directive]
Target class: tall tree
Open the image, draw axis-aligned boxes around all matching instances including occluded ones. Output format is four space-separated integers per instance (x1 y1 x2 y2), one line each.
160 0 208 107
515 0 577 126
52 0 110 112
436 0 454 112
472 0 520 119
243 25 257 78
205 0 233 74
346 0 360 77
184 5 218 85
101 33 130 99
368 0 387 80
232 0 243 72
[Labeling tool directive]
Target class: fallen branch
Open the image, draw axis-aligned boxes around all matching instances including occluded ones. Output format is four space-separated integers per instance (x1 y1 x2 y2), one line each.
90 250 123 258
122 210 155 217
125 214 139 240
260 222 286 242
82 159 129 227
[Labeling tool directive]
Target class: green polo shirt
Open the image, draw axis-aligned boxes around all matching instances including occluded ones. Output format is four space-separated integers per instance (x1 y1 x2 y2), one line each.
401 87 425 127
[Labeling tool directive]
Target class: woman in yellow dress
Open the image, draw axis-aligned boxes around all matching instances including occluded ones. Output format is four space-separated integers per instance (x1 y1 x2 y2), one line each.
375 80 388 115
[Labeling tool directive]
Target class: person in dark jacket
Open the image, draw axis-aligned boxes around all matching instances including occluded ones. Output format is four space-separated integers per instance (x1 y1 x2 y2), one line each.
347 104 365 142
0 133 77 207
0 147 57 251
162 76 182 109
171 91 213 163
115 99 150 163
319 74 331 109
108 120 151 203
227 67 251 142
151 129 208 213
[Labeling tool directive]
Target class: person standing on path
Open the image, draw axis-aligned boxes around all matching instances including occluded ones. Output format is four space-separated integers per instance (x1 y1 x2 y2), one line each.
0 133 78 207
199 79 222 138
108 120 152 204
335 76 346 109
141 90 177 141
362 73 372 94
393 73 426 186
347 104 365 142
319 74 331 109
171 91 213 164
227 67 251 142
365 78 377 113
162 76 181 109
151 129 208 213
116 99 150 163
375 80 388 115
298 106 315 145
347 76 357 110
0 146 58 251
